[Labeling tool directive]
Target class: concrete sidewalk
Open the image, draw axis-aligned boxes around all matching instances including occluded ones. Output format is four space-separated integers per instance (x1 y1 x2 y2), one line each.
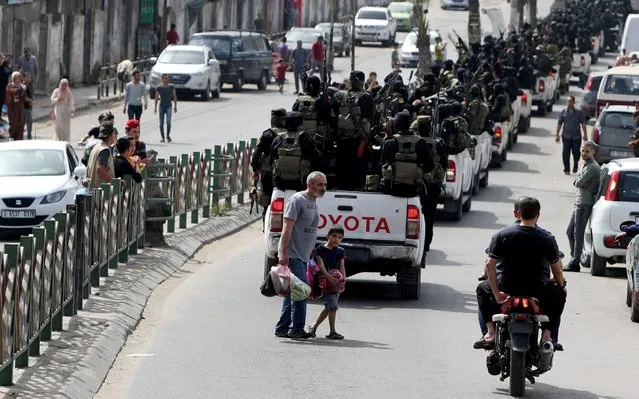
28 84 123 123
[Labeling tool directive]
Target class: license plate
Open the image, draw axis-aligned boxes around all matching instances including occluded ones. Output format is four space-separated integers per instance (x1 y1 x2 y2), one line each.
361 34 377 40
610 150 633 158
175 84 186 89
1 209 36 219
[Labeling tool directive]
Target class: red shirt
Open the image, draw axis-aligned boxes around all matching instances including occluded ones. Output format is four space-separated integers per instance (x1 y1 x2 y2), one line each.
311 41 324 61
167 30 179 45
276 63 288 79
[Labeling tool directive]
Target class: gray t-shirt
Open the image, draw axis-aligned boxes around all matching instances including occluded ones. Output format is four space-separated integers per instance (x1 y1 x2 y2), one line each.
156 84 175 106
558 107 585 139
283 191 319 261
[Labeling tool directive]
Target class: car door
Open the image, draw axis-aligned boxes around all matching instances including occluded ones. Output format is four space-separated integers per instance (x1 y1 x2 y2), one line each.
231 38 248 81
66 145 80 191
256 36 272 78
242 36 259 81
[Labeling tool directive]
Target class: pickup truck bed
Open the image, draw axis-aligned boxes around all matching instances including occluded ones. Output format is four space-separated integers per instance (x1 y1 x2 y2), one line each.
264 189 427 299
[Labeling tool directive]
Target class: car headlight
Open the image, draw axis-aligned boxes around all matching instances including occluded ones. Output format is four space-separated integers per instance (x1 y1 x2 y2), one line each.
41 190 66 204
192 72 204 77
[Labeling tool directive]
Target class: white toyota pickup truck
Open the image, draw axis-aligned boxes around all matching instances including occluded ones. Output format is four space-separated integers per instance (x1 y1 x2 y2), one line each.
531 72 557 116
440 149 473 221
517 89 532 133
263 188 427 299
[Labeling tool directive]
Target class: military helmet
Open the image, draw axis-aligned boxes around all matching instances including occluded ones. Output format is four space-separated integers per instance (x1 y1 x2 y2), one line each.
285 111 304 131
349 70 365 83
270 108 287 129
305 75 321 95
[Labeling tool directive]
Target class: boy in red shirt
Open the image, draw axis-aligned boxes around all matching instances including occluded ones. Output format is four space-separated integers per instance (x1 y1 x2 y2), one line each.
276 59 288 93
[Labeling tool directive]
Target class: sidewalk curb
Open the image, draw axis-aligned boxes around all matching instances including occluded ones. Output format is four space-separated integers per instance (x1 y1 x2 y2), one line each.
32 95 124 124
1 205 261 399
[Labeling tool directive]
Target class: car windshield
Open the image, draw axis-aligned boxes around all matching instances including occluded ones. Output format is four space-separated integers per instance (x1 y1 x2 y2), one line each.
158 50 205 65
388 3 413 13
316 25 343 38
600 111 635 129
405 33 417 45
618 171 639 202
589 75 603 92
429 31 440 41
602 74 639 95
357 10 387 20
286 30 323 43
189 36 231 57
0 149 66 177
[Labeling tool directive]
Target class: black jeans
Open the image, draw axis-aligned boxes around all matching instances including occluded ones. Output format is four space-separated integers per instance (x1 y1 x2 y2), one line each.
476 279 566 332
562 136 581 172
127 105 143 121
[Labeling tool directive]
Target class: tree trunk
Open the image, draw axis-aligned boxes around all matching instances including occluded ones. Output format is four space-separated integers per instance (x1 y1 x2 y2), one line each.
468 0 481 49
415 0 432 80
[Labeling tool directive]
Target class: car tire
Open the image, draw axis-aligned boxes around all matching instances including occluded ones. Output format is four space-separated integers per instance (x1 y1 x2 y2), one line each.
598 46 605 57
627 280 633 307
462 192 472 213
546 102 553 113
507 133 514 150
518 116 529 133
355 40 362 46
397 266 421 300
479 168 489 188
590 52 598 64
200 81 211 102
212 78 221 99
345 47 351 56
257 71 268 90
233 74 243 92
472 171 480 196
631 285 639 323
443 194 463 221
490 151 504 168
263 254 278 280
590 249 607 276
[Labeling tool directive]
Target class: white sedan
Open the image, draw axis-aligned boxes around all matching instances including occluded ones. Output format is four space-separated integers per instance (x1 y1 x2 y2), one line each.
0 140 86 231
398 30 445 68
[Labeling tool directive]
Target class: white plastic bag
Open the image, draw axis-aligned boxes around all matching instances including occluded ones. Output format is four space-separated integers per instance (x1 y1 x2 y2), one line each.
269 264 291 296
290 274 311 301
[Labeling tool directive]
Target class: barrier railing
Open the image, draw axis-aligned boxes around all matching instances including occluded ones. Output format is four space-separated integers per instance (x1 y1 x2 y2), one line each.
0 138 258 386
97 57 156 100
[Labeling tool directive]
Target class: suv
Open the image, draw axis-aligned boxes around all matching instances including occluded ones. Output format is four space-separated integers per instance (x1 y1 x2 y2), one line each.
188 30 272 91
354 6 397 47
315 23 351 57
588 105 636 164
149 45 221 101
582 158 639 276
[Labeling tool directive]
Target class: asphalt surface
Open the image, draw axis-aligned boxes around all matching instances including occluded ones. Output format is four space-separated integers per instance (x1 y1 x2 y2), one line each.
60 2 639 399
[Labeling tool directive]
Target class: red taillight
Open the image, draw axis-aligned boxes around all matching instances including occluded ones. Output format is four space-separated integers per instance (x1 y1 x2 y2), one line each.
269 198 284 232
581 56 585 66
585 75 593 90
521 93 527 104
604 236 617 247
406 204 420 239
446 160 456 182
592 127 600 144
604 171 620 201
539 79 545 92
591 39 596 47
512 297 521 307
494 126 502 142
522 298 529 308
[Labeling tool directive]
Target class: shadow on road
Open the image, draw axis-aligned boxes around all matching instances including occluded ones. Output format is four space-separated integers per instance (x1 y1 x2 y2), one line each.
337 280 477 314
525 127 552 138
473 185 514 204
446 210 509 230
281 337 392 350
425 249 464 266
499 159 540 174
512 141 548 156
494 383 620 398
179 96 232 103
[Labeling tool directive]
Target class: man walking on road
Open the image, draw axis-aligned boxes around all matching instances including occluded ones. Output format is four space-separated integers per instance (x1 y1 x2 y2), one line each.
555 96 588 175
311 36 324 77
16 47 38 87
291 40 307 94
275 171 327 339
564 141 601 272
124 70 148 121
154 73 177 142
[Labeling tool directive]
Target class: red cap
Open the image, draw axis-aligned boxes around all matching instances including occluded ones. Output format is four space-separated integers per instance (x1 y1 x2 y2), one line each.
125 119 140 130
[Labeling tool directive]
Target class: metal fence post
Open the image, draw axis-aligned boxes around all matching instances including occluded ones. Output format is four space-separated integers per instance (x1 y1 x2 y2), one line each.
237 141 246 204
109 179 121 269
0 243 18 386
226 142 234 207
167 155 178 233
191 151 201 224
100 183 112 277
203 149 212 218
51 213 67 332
15 235 34 367
212 145 222 204
179 153 189 229
40 220 56 342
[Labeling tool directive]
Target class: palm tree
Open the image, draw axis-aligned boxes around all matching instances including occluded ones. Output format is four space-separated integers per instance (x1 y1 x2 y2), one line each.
468 0 481 51
415 0 432 79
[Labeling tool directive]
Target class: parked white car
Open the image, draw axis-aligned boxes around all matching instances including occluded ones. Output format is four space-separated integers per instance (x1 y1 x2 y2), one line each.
397 30 446 68
582 158 639 276
149 45 222 101
624 233 639 322
354 6 397 47
0 141 86 231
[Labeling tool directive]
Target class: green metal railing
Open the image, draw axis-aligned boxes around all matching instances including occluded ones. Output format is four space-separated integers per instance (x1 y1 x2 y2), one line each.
0 138 258 386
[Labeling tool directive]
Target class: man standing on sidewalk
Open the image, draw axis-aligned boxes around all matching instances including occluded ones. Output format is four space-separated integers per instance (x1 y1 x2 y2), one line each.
123 70 148 121
555 96 588 175
16 47 38 87
564 141 601 272
154 73 177 142
275 171 327 339
167 24 179 45
311 36 324 77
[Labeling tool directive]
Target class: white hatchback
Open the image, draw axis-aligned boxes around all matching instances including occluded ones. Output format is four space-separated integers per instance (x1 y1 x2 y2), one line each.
582 158 639 276
0 140 86 231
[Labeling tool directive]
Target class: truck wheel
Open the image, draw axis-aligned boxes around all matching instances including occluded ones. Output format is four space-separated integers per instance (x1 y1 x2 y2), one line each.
397 267 421 300
590 52 598 64
537 104 547 117
631 283 639 323
462 193 472 213
590 250 607 276
479 169 489 188
518 116 528 133
233 74 243 92
443 195 463 221
263 254 278 280
627 280 633 307
472 171 480 196
546 102 553 113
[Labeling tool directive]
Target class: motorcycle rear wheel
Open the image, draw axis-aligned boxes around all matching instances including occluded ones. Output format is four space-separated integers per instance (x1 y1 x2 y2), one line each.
509 350 526 397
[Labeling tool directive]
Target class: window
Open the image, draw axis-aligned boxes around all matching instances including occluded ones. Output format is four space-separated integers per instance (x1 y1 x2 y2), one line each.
158 50 205 65
232 38 244 53
387 3 413 13
618 171 639 202
404 32 417 45
208 50 215 61
590 75 603 92
597 168 611 198
601 111 635 129
66 147 77 173
286 30 322 44
189 36 231 57
0 149 66 177
357 10 387 20
602 74 639 95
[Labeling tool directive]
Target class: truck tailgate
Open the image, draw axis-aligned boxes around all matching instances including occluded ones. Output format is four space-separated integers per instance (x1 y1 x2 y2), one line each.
316 191 408 242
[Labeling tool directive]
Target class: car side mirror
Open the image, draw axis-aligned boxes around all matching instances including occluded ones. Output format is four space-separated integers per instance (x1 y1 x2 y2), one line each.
208 59 216 65
586 118 596 127
73 165 87 179
149 57 158 65
396 40 403 45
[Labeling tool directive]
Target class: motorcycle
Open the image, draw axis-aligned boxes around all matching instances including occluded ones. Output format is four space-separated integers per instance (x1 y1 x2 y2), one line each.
486 296 555 397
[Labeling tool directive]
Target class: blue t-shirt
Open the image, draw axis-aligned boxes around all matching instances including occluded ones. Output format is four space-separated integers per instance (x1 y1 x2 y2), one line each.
315 245 345 271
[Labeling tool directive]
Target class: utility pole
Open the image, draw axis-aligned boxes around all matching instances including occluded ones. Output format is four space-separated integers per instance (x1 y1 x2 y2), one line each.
160 0 168 51
263 0 269 34
468 0 481 53
350 0 356 72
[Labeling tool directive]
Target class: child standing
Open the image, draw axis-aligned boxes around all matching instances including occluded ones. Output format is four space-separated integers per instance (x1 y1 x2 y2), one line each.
309 225 346 339
276 59 288 94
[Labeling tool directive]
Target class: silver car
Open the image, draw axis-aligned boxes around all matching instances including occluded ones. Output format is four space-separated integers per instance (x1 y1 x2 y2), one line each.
440 0 469 10
588 105 637 164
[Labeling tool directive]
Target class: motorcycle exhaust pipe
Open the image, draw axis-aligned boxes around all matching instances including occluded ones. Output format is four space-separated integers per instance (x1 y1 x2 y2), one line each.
536 341 554 373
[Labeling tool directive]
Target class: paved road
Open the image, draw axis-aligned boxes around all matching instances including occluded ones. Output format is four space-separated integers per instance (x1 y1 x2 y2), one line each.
95 3 636 399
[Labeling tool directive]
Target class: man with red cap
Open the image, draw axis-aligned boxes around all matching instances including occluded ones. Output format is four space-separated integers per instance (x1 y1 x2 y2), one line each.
124 119 150 165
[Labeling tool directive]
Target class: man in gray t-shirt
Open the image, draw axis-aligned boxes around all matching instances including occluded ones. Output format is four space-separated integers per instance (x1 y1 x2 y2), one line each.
275 171 327 339
154 73 177 142
555 96 588 174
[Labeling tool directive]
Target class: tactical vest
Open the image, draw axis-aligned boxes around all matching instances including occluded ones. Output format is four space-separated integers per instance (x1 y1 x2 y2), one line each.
422 137 445 184
337 90 369 139
298 94 329 148
469 100 489 135
391 134 423 187
258 128 284 173
272 132 312 186
500 94 513 120
442 116 473 155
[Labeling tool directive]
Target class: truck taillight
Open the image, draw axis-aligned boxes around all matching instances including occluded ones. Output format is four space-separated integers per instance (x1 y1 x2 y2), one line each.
592 126 600 144
604 171 619 201
521 93 527 104
269 198 284 232
406 204 420 240
580 56 585 67
446 160 456 182
539 79 545 92
494 126 502 143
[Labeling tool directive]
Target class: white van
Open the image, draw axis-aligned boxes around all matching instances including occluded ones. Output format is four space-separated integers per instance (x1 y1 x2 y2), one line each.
595 66 639 116
621 14 639 55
